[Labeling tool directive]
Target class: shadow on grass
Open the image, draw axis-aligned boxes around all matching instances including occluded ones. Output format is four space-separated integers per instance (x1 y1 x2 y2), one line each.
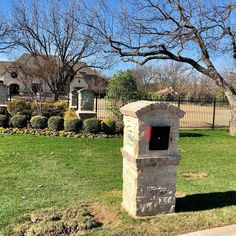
179 132 206 138
176 191 236 212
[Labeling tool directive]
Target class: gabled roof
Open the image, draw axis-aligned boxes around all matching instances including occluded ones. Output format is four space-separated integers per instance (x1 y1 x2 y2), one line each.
0 61 13 76
0 53 102 78
73 62 101 77
16 53 102 77
15 53 32 65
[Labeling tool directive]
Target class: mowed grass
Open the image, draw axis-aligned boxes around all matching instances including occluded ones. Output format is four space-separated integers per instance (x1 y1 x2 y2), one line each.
0 130 236 235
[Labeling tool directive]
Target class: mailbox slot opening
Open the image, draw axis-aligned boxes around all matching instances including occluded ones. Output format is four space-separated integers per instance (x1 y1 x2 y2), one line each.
148 126 170 150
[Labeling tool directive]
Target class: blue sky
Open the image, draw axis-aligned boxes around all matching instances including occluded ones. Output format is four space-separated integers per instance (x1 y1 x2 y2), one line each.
0 1 11 16
0 0 234 76
0 0 133 76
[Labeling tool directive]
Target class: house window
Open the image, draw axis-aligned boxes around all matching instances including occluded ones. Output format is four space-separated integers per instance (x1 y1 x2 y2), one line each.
11 72 18 78
31 83 42 94
78 79 81 83
86 75 93 81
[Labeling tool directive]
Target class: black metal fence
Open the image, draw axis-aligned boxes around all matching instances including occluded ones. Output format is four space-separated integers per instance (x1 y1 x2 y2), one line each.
94 97 231 129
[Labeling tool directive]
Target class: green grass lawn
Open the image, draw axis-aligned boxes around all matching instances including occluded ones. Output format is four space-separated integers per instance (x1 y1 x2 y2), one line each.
0 130 236 235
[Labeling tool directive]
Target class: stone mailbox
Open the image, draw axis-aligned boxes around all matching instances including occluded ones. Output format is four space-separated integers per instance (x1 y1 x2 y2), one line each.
76 88 96 119
120 101 185 217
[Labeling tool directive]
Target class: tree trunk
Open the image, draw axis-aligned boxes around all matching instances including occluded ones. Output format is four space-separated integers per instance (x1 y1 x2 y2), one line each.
52 92 59 101
229 103 236 136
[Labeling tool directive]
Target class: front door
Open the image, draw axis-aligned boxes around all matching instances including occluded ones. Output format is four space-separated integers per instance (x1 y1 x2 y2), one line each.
10 84 20 95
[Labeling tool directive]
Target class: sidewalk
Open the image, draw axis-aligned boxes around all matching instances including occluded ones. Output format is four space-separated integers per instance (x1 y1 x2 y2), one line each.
179 224 236 236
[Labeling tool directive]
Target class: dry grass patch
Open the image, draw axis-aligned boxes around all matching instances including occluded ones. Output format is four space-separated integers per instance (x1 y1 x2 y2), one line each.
16 204 119 236
17 205 102 236
181 172 209 180
90 204 119 227
175 191 186 198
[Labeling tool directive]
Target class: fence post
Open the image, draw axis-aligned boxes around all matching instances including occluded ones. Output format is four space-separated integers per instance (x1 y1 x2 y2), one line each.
95 95 98 113
178 95 181 109
9 88 11 101
212 98 216 130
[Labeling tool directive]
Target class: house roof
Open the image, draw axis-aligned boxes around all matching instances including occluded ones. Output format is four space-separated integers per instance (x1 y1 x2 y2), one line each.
73 62 101 77
0 53 102 78
0 61 13 76
16 53 101 77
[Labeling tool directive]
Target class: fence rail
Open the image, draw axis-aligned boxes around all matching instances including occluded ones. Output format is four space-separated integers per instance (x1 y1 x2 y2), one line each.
94 97 231 129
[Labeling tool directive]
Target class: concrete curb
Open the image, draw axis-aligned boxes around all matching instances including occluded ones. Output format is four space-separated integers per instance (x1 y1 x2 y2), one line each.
179 224 236 236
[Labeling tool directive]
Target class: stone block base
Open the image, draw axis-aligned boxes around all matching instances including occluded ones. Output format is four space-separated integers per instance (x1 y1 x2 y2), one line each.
76 111 97 120
122 149 179 217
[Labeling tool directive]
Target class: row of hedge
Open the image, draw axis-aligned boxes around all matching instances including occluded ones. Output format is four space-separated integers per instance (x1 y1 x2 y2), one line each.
0 115 122 135
0 127 122 138
6 100 67 118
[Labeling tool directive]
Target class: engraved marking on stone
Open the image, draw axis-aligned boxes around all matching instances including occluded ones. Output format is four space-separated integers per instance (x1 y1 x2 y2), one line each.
137 187 145 195
170 205 175 212
158 187 168 196
150 195 158 201
127 125 135 146
158 196 175 205
147 186 158 191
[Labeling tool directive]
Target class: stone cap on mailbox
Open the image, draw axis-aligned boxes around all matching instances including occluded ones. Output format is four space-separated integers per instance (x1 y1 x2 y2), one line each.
120 100 185 118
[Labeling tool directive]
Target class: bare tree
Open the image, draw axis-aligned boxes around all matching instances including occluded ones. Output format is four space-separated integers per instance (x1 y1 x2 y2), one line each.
87 75 107 97
131 62 191 96
156 62 190 96
0 15 14 53
91 0 236 135
131 64 159 93
187 74 223 101
224 71 236 89
10 0 108 100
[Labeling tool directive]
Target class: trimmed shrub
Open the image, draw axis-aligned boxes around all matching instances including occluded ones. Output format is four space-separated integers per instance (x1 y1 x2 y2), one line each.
7 100 31 118
32 101 67 118
101 117 116 134
48 116 64 131
11 115 27 128
64 108 77 120
0 115 9 128
83 118 101 134
30 116 48 129
64 119 82 133
0 106 8 115
115 120 124 134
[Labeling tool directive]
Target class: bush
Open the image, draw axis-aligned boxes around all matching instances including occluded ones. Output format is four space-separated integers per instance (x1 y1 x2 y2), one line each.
64 108 77 120
101 117 116 134
115 120 124 134
83 118 101 134
31 101 67 118
0 106 8 115
11 115 27 128
106 70 139 120
48 116 64 131
30 116 48 129
0 115 9 128
145 92 160 101
64 119 82 133
7 100 31 118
